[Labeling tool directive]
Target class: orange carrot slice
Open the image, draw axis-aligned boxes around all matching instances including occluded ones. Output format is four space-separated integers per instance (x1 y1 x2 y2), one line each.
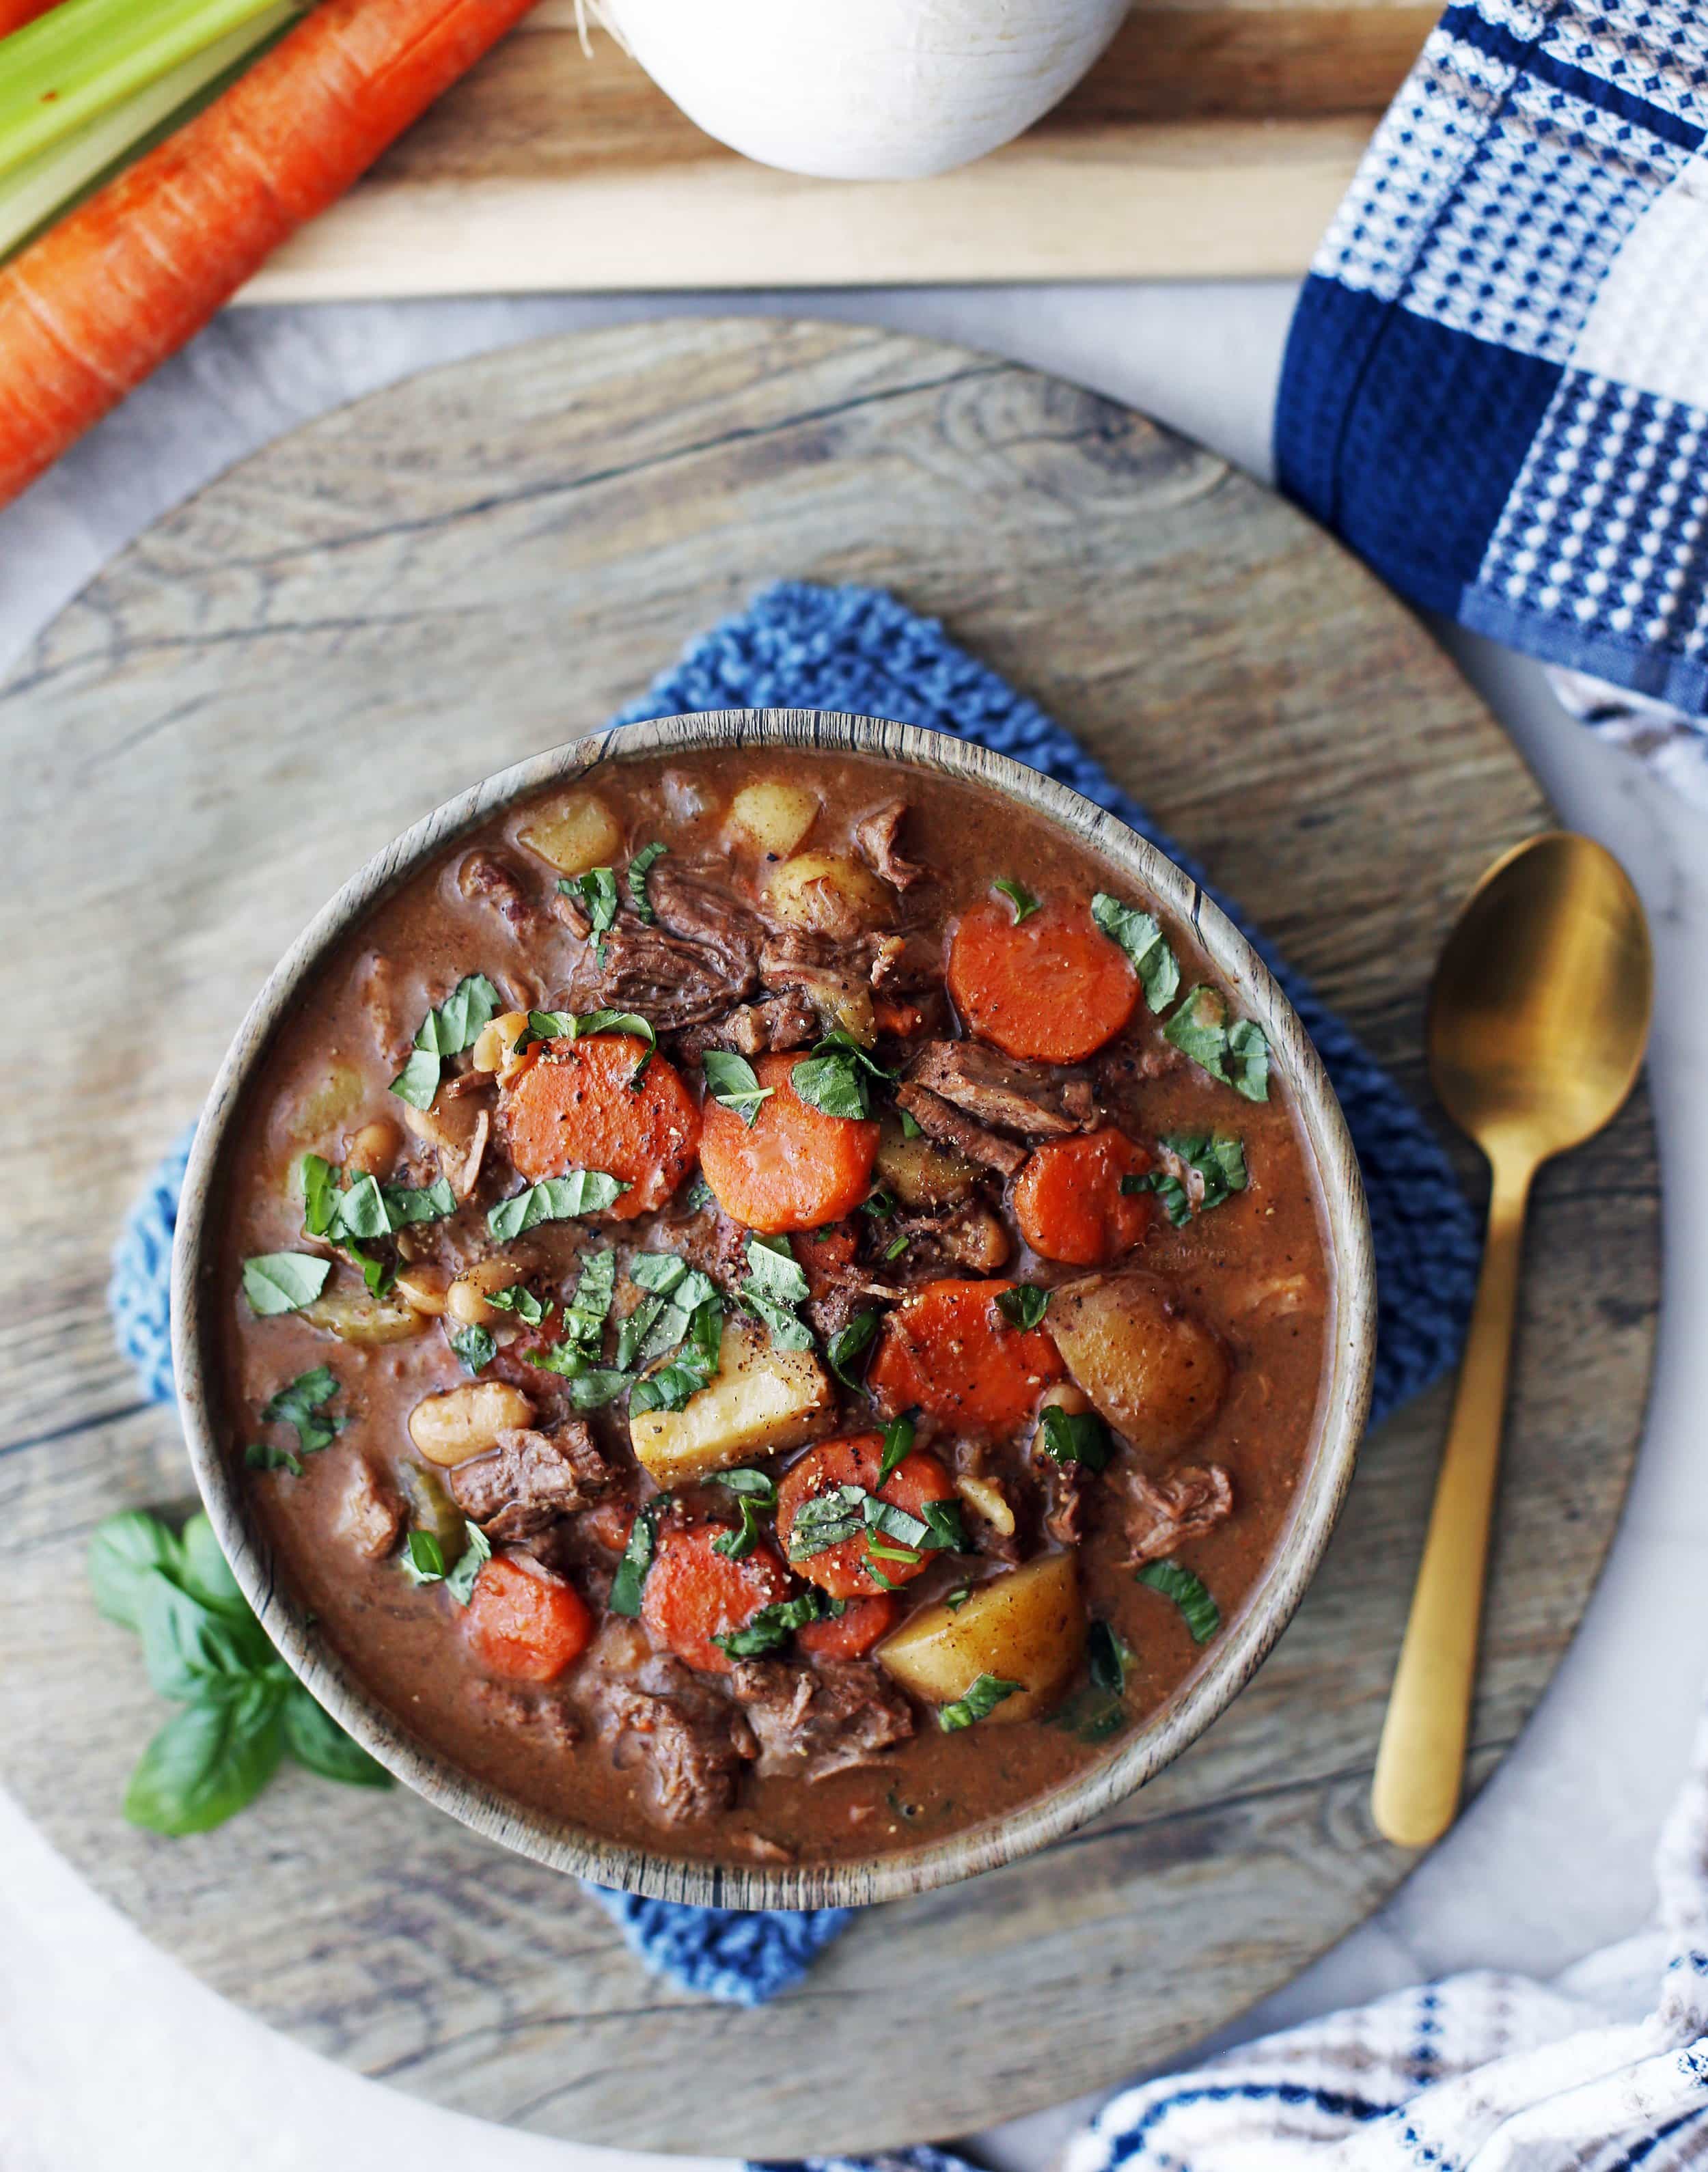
797 1592 899 1660
499 1035 700 1220
868 1279 1064 1433
1013 1129 1158 1265
642 1522 793 1675
775 1433 957 1599
948 896 1138 1062
699 1053 880 1235
466 1555 593 1683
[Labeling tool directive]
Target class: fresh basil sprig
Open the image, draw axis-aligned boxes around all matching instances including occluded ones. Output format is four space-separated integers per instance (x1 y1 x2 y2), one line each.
1163 987 1270 1103
1136 1558 1222 1642
702 1048 775 1127
939 1674 1021 1731
1090 893 1181 1012
790 1030 896 1122
488 1170 630 1240
240 1252 331 1317
245 1366 344 1477
993 878 1041 924
89 1509 389 1835
391 973 502 1110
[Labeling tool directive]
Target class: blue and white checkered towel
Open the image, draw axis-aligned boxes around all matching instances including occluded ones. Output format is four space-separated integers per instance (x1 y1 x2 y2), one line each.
1276 0 1708 802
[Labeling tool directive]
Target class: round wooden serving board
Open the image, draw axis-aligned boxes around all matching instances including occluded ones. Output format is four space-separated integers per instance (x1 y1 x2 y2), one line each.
0 320 1657 2157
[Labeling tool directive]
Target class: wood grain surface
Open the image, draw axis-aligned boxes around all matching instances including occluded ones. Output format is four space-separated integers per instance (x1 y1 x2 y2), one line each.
238 1 1432 299
0 319 1656 2156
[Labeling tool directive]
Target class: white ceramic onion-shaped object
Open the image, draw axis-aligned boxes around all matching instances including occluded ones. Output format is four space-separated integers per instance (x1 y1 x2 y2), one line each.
593 0 1129 180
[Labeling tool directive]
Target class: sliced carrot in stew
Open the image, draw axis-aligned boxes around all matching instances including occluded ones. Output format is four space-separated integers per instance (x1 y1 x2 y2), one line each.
775 1433 957 1599
868 1279 1064 1433
499 1035 700 1219
794 1220 859 1288
642 1522 794 1675
466 1556 594 1683
581 1500 637 1554
796 1591 899 1660
699 1052 880 1235
948 896 1138 1062
1013 1129 1159 1266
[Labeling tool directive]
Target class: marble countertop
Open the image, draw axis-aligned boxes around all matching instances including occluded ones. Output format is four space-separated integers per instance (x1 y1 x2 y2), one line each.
3 281 1705 2172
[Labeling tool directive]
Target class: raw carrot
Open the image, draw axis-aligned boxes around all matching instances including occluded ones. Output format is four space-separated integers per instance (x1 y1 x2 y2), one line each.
868 1279 1064 1433
699 1053 880 1235
0 0 539 507
1013 1129 1158 1266
775 1433 957 1599
466 1555 593 1682
499 1036 701 1220
642 1522 794 1675
797 1591 898 1660
948 896 1138 1063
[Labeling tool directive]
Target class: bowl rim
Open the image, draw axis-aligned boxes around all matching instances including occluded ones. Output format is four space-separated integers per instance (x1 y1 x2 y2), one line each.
171 706 1376 1909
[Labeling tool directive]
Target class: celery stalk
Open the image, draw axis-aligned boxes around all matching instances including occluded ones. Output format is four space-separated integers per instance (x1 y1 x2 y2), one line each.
0 0 303 186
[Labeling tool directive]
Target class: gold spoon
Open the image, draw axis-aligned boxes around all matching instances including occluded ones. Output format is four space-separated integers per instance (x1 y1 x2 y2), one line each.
1370 832 1653 1850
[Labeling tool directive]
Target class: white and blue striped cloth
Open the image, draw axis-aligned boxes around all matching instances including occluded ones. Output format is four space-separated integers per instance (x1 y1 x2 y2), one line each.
1275 0 1708 801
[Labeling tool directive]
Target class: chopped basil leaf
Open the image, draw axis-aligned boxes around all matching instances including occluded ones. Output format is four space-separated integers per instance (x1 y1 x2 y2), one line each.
713 1590 827 1658
995 1284 1049 1331
864 1495 930 1549
256 1367 343 1465
1087 1618 1135 1695
299 1153 339 1238
1126 1131 1250 1226
1037 1403 1111 1472
939 1674 1021 1731
608 1505 658 1616
786 1483 869 1559
629 1295 724 1414
488 1170 630 1240
1135 1558 1221 1642
323 1172 389 1242
514 1006 656 1086
684 1172 715 1213
390 974 502 1109
702 1048 775 1126
245 1442 303 1476
618 1254 719 1370
861 1188 896 1220
562 1246 618 1349
868 1537 922 1565
379 1176 458 1227
713 1502 763 1559
1163 987 1269 1103
1090 893 1181 1012
485 1284 545 1326
943 1582 973 1612
790 1030 896 1123
444 1522 491 1605
628 840 667 924
993 877 1041 924
719 1468 779 1504
883 1233 909 1263
566 1369 635 1410
559 866 619 938
615 1297 664 1371
827 1308 881 1392
711 1468 778 1558
241 1252 331 1317
448 1323 495 1375
741 1234 815 1352
874 1411 915 1491
401 1529 447 1585
631 1249 693 1294
898 1108 922 1140
1121 1168 1189 1225
920 1498 967 1552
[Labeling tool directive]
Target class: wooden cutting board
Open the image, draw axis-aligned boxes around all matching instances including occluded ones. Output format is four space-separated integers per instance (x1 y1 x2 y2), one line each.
240 1 1430 299
0 319 1656 2157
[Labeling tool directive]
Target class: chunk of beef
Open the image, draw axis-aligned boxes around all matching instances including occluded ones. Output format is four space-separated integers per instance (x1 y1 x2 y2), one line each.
459 848 538 930
892 1197 1011 1274
908 1041 1094 1137
595 1662 758 1824
1121 1463 1234 1566
757 928 875 1039
870 930 941 995
468 1678 583 1750
855 800 927 891
894 1082 1027 1179
335 1457 404 1560
1039 1455 1094 1547
661 1205 749 1292
730 1659 914 1781
449 1422 617 1541
674 989 821 1061
646 857 768 966
583 923 756 1031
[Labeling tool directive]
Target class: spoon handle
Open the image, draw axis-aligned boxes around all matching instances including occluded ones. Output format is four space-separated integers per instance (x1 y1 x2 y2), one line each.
1370 1159 1532 1848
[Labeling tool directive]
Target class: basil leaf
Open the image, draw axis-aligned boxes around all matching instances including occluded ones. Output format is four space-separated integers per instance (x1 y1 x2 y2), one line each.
299 1152 339 1239
281 1685 392 1788
861 1188 896 1220
786 1483 869 1559
123 1677 286 1836
88 1512 182 1631
132 1568 271 1701
449 1323 495 1375
883 1233 909 1263
1121 1168 1192 1226
874 1411 915 1491
514 1008 657 1084
1163 986 1270 1103
702 1048 774 1126
1090 893 1181 1011
178 1515 248 1619
242 1252 331 1317
1133 1131 1250 1224
631 1250 691 1295
390 973 501 1108
745 1234 810 1307
1135 1558 1222 1643
615 1295 665 1371
259 1366 343 1459
562 1246 618 1349
943 1583 973 1612
719 1468 779 1504
920 1498 967 1553
712 1590 826 1659
629 1295 724 1413
609 1505 659 1617
827 1308 881 1392
711 1466 777 1554
938 1674 1021 1731
488 1170 630 1240
713 1497 765 1560
324 1172 390 1243
445 1522 492 1605
863 1494 929 1549
559 866 619 937
1226 1019 1270 1103
378 1176 458 1226
898 1108 923 1140
1038 1402 1111 1472
566 1368 635 1410
993 878 1040 924
402 1529 447 1584
629 840 667 924
245 1442 303 1476
486 1284 545 1326
1087 1618 1135 1695
390 1049 441 1111
995 1284 1049 1331
790 1030 896 1123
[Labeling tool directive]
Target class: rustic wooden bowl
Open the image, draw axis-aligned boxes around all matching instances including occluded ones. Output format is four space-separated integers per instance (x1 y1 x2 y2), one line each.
173 709 1377 1908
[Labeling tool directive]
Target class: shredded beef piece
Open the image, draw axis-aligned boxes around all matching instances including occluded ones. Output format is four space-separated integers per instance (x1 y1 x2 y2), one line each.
807 1278 874 1345
585 923 756 1030
646 857 768 965
855 800 927 891
908 1041 1094 1136
663 1206 749 1291
334 1457 404 1560
450 1423 616 1541
675 989 820 1061
894 1082 1028 1178
1040 1455 1094 1547
870 930 941 994
469 1679 583 1750
1121 1464 1234 1565
730 1659 914 1781
756 929 874 1036
596 1662 758 1824
892 1197 1011 1274
459 848 537 930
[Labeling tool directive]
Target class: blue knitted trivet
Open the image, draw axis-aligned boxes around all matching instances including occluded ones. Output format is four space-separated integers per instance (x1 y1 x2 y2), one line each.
112 579 1478 2006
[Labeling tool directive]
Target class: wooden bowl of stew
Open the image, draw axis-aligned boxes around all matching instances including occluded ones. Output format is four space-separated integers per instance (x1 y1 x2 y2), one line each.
174 709 1375 1906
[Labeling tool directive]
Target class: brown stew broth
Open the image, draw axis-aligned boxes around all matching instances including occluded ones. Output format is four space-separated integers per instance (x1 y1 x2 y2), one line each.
217 749 1332 1864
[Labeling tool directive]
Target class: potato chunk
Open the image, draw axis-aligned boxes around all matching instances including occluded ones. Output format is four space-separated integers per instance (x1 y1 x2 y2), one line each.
729 779 820 857
1047 1269 1230 1456
765 851 893 935
877 1552 1084 1722
517 789 622 878
629 1319 830 1485
284 1062 365 1147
